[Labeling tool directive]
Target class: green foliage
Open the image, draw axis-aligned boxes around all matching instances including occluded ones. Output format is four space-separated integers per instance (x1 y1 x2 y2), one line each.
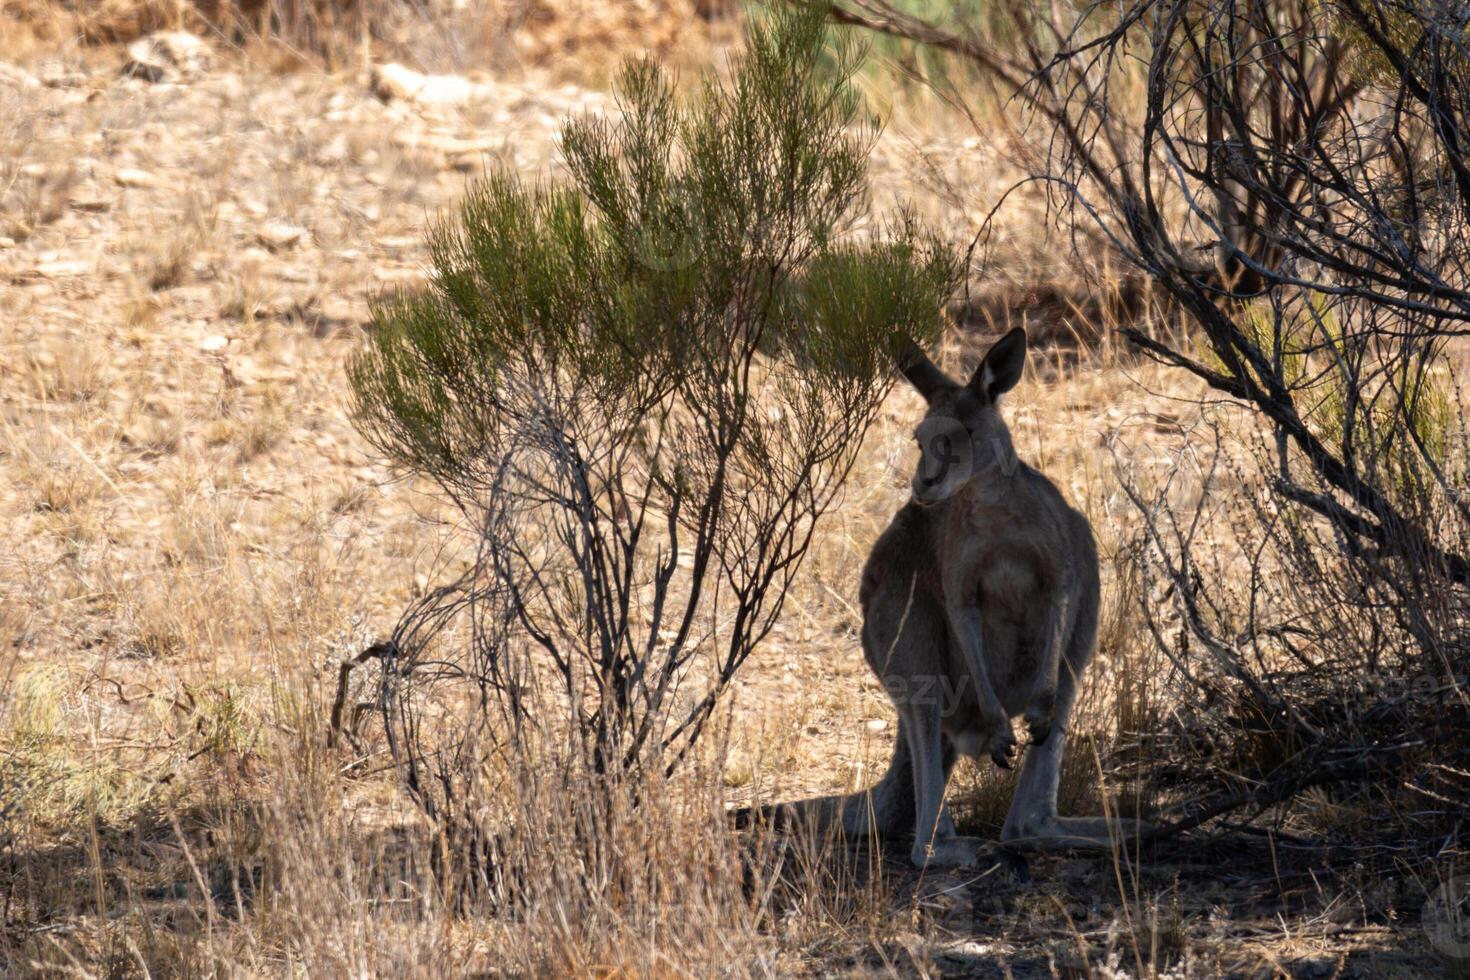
1207 295 1460 511
0 668 154 829
351 3 956 488
348 3 958 793
1325 0 1470 86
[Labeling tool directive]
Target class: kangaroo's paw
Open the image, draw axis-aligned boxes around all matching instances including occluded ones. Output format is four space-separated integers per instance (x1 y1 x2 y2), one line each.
988 723 1018 770
1023 693 1055 747
910 835 984 869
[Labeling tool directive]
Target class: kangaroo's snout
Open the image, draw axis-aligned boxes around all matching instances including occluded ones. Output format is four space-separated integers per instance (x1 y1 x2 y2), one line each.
911 414 973 504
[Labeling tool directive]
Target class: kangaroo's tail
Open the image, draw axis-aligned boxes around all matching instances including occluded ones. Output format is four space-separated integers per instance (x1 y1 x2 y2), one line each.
730 725 916 839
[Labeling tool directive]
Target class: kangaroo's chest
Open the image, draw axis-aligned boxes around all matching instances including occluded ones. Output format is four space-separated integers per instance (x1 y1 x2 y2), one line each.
945 507 1062 616
975 547 1047 612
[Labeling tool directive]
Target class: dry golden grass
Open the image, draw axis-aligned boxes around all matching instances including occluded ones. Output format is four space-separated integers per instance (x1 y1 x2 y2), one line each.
0 12 1443 977
0 0 736 82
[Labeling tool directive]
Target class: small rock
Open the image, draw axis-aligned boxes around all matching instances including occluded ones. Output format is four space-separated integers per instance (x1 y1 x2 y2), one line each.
18 163 49 179
69 185 112 212
722 749 754 788
0 237 13 249
0 63 40 90
122 63 170 83
391 130 501 172
114 169 156 188
938 940 1006 962
370 63 494 106
122 32 213 83
42 71 88 89
200 334 229 352
257 222 308 251
375 235 418 250
866 718 889 733
412 572 430 596
452 152 489 173
32 259 91 278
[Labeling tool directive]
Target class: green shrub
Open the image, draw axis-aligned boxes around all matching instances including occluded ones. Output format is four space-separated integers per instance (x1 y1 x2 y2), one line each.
348 4 957 844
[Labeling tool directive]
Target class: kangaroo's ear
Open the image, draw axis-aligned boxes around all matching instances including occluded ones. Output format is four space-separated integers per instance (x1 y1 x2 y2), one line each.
895 336 952 403
968 327 1027 401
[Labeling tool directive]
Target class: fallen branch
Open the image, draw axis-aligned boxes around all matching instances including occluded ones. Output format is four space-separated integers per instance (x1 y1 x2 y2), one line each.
327 640 398 750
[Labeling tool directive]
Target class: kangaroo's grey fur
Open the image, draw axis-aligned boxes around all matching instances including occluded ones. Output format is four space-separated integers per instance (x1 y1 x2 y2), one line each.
826 327 1138 868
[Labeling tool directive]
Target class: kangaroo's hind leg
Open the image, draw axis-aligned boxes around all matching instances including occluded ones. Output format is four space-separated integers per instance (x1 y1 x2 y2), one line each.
900 697 979 867
1001 593 1150 849
861 573 975 867
838 713 959 840
1022 589 1070 747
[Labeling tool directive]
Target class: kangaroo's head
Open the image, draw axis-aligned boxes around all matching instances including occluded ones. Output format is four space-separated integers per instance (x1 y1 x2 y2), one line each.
896 327 1027 505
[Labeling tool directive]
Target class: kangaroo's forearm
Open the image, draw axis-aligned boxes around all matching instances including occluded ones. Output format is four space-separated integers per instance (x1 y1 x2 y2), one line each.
947 603 1007 720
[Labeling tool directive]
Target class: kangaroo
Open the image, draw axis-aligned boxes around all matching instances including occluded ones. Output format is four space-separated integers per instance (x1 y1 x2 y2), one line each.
834 327 1132 868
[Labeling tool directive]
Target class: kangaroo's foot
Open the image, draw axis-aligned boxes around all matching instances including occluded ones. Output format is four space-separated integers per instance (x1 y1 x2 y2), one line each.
1000 814 1153 851
910 834 985 869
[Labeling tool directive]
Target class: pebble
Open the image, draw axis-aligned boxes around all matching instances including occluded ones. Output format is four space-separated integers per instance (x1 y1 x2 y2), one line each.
114 169 156 188
257 222 309 251
0 62 40 90
372 63 492 106
69 185 112 211
123 31 214 83
722 750 754 788
33 259 91 278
